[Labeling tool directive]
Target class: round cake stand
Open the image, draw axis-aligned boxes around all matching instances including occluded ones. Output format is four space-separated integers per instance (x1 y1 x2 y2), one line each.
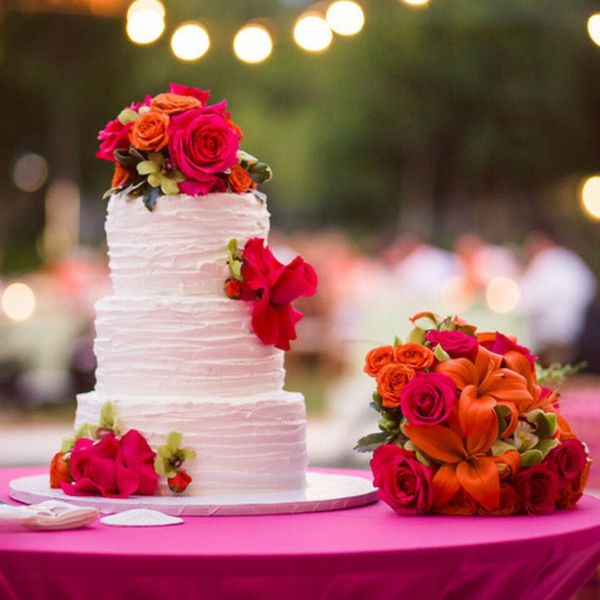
9 471 377 516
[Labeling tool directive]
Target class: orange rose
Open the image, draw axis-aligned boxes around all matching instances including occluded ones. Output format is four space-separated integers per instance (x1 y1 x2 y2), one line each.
435 489 477 515
226 118 244 140
394 343 435 370
129 110 170 152
376 363 415 408
364 345 395 377
150 93 202 115
478 483 520 515
112 163 134 188
228 164 255 194
50 451 71 489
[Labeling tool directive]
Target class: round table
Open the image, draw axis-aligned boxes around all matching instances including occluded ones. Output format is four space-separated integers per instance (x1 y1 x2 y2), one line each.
2 467 600 600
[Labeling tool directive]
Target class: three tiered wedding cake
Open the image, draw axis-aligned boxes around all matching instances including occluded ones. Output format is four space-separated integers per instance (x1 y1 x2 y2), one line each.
50 83 317 498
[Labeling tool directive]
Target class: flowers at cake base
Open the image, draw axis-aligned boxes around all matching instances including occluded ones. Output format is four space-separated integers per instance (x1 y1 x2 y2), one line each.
154 431 196 494
98 83 273 210
355 312 591 516
224 237 318 351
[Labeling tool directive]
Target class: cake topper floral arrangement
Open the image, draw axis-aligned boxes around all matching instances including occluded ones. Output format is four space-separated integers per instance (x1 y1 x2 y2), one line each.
97 83 272 211
356 312 590 516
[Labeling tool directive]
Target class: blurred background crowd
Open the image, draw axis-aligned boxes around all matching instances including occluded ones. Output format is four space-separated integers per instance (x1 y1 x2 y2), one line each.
1 0 600 474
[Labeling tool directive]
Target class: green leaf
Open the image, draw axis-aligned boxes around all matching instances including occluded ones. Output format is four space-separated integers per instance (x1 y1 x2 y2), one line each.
433 344 450 362
118 108 139 125
378 414 397 432
535 438 559 458
393 336 402 347
182 447 196 462
113 149 140 169
129 146 146 161
143 186 160 211
415 449 431 466
403 440 415 452
353 431 390 453
520 449 544 468
102 186 120 200
369 401 383 414
237 150 258 165
492 439 515 456
412 316 438 331
137 161 157 176
406 327 426 344
248 161 273 184
60 436 75 453
167 431 182 452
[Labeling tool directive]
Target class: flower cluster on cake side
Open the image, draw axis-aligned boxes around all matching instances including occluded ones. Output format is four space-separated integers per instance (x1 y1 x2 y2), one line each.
97 82 272 210
356 312 591 516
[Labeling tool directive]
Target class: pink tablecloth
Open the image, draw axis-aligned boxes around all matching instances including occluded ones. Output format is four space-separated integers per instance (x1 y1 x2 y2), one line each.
2 467 600 600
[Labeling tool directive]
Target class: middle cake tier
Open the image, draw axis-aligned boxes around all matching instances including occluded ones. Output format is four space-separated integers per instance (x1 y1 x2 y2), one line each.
94 295 285 397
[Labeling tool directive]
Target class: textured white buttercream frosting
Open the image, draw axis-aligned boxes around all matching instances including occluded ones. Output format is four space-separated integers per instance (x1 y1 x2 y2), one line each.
75 192 308 496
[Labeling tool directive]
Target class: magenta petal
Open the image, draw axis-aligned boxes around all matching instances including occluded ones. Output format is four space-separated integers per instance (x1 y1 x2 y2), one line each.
120 430 156 467
270 258 318 305
115 464 141 498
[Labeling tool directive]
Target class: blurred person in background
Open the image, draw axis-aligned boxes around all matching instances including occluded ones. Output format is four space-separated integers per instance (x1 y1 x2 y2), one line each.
521 231 597 364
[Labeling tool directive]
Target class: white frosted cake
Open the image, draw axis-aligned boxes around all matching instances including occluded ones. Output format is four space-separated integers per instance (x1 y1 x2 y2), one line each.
51 83 317 499
76 193 308 495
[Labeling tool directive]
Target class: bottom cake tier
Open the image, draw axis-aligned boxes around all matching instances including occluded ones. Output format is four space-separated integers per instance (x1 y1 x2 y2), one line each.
75 390 308 496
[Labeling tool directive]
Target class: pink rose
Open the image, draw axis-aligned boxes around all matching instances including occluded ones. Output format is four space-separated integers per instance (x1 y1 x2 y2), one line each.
400 372 456 426
179 174 227 196
169 82 210 105
96 117 131 162
513 462 560 515
240 238 318 351
370 444 434 515
546 439 587 486
60 430 158 498
425 330 478 362
168 104 240 194
480 332 537 367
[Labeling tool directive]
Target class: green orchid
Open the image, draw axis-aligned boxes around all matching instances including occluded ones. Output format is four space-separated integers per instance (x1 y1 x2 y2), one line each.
59 401 117 454
154 431 197 478
226 238 244 281
137 152 185 195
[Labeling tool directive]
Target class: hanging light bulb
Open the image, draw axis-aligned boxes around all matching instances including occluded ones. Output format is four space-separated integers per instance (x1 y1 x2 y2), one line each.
326 1 365 36
126 0 165 45
294 12 333 53
233 24 273 64
579 175 600 222
170 22 211 61
401 0 430 6
587 14 600 47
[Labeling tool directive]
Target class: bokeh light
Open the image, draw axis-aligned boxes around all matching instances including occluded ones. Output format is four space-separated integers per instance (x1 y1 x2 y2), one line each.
587 14 600 47
440 276 476 314
233 24 273 64
326 1 365 36
580 175 600 222
400 0 430 6
126 0 165 45
486 276 521 314
12 153 48 193
1 283 36 322
170 22 211 61
293 13 333 53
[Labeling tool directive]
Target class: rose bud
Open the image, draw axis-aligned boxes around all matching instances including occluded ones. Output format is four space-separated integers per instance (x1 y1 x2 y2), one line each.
50 452 72 489
168 470 192 494
225 279 243 299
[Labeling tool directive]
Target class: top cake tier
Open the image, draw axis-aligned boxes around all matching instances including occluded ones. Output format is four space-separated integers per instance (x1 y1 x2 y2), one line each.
106 192 269 296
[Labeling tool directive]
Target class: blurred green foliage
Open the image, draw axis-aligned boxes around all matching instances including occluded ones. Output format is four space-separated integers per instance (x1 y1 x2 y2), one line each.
1 0 600 272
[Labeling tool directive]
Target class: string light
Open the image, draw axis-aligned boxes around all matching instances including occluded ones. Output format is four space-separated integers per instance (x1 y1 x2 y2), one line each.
293 12 333 53
400 0 430 6
233 24 273 64
326 1 365 36
579 175 600 222
1 283 36 322
486 277 520 314
126 0 165 45
587 14 600 47
170 22 211 61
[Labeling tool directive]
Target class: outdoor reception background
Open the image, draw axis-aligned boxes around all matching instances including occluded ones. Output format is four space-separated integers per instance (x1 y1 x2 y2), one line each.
1 0 600 473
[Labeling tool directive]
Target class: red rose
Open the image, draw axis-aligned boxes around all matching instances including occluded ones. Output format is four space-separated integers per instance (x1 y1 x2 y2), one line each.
478 483 520 516
240 238 318 351
168 102 240 196
400 372 456 426
478 332 537 367
425 330 478 362
513 462 560 515
435 489 478 515
547 439 587 486
370 444 434 515
60 430 158 499
168 469 192 493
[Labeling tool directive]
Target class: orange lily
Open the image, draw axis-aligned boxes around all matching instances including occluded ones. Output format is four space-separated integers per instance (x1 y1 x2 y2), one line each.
436 346 533 438
405 391 520 510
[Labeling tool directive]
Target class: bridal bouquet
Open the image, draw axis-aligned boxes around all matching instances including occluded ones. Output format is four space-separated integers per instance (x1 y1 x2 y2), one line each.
356 312 590 516
97 82 272 211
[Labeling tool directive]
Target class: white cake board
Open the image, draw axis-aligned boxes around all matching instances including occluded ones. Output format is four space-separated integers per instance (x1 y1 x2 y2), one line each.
9 472 377 516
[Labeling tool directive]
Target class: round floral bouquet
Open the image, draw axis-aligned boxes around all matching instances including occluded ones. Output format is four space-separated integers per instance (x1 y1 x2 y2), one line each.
356 312 590 516
97 82 272 211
